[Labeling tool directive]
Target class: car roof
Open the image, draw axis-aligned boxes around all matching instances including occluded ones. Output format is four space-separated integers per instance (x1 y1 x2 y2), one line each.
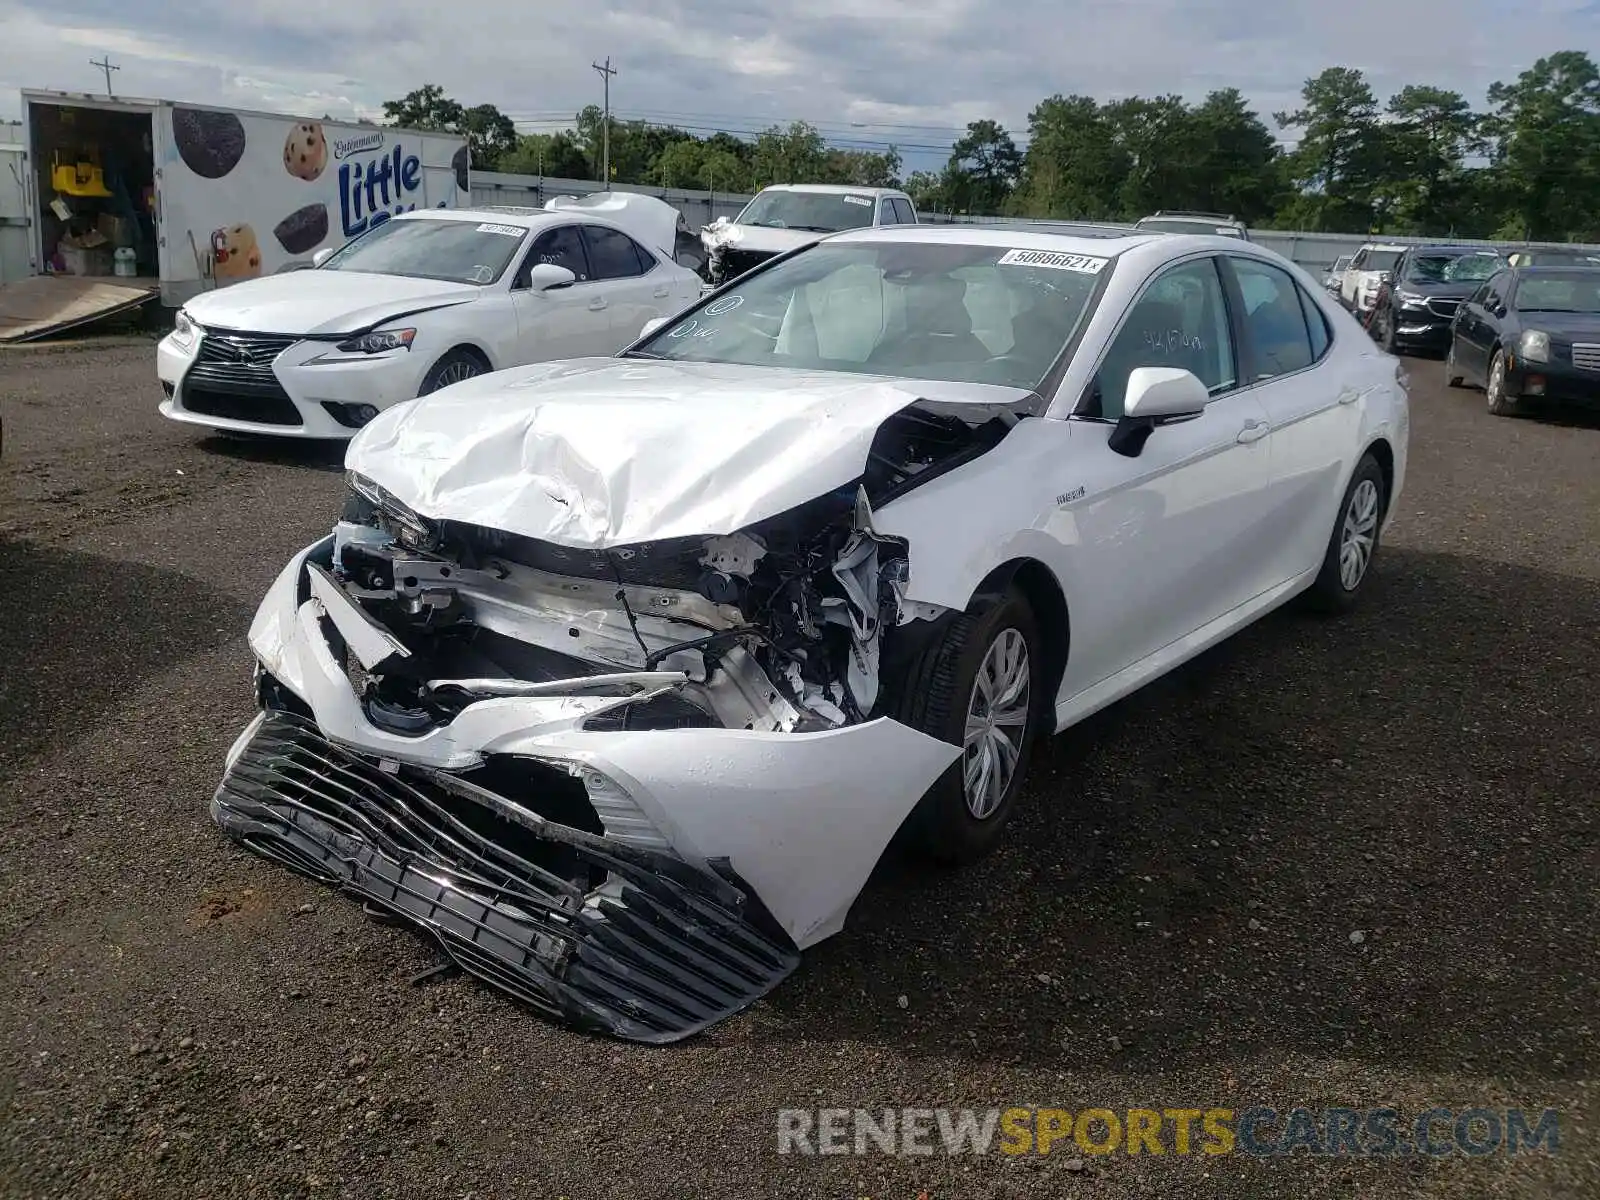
754 183 909 198
396 207 556 230
826 223 1162 253
1406 245 1504 256
1357 243 1409 252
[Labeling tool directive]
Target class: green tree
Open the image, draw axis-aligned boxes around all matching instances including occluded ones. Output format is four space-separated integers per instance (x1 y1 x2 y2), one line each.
750 121 829 186
822 146 902 187
381 86 518 170
1381 86 1483 234
1013 95 1130 219
496 132 589 178
1188 88 1283 223
1103 95 1201 218
1483 51 1600 241
943 120 1022 215
1275 67 1387 230
903 169 949 213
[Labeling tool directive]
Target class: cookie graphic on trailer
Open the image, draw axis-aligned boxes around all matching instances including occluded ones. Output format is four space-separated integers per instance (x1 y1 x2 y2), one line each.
283 121 327 181
172 107 247 179
211 224 262 280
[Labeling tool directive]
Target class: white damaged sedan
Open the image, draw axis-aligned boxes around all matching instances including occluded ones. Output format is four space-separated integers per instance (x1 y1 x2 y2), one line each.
213 225 1409 1041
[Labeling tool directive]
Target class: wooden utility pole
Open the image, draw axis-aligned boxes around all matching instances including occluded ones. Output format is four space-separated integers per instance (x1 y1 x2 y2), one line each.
592 56 617 189
90 56 120 95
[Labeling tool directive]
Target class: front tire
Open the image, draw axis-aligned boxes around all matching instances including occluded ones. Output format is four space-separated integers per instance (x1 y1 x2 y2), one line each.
890 586 1044 865
1485 349 1517 416
419 348 487 396
1303 452 1386 615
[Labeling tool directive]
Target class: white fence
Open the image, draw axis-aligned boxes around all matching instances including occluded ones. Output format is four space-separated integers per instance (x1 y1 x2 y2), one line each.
469 170 1600 272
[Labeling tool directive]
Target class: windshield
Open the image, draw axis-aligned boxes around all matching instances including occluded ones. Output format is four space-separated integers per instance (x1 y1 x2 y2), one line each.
629 241 1108 390
1139 218 1242 237
318 217 527 285
1513 271 1600 314
735 191 878 232
1363 250 1402 272
1403 252 1506 284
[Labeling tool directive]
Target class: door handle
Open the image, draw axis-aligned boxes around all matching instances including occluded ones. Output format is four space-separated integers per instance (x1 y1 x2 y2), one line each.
588 298 607 311
1236 419 1270 445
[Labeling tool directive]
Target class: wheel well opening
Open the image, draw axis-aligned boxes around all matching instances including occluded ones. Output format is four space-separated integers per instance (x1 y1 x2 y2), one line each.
1365 437 1394 510
974 558 1069 726
447 344 492 369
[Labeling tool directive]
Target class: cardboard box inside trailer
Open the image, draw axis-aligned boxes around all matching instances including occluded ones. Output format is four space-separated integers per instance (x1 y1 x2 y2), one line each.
20 91 469 305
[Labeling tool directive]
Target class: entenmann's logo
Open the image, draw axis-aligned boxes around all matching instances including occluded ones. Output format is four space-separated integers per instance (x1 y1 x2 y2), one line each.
333 131 385 161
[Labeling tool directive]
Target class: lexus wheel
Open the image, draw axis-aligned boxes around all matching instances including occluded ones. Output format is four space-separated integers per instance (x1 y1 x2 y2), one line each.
420 348 487 396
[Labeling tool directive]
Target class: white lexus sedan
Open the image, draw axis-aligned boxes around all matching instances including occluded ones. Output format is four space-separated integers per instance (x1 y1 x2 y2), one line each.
210 225 1409 1042
157 196 703 439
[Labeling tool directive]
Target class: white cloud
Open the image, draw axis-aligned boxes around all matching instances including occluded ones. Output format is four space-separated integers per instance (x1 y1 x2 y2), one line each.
1 0 1595 158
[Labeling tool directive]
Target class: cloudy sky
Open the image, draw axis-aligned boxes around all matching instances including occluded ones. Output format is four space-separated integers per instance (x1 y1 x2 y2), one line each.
3 0 1597 171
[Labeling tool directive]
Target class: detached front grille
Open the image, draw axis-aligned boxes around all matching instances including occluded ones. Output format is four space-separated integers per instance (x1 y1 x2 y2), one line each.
185 331 303 425
213 710 798 1042
1572 343 1600 372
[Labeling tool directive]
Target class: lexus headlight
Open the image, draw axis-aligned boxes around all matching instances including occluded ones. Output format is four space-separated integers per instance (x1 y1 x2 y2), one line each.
1519 330 1550 363
171 309 197 346
336 328 416 354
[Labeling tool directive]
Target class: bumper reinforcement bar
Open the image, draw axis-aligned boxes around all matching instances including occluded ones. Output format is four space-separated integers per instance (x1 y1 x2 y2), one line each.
212 710 800 1043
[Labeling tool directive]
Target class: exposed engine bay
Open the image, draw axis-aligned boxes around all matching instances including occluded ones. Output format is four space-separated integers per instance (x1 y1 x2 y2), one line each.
329 400 1023 741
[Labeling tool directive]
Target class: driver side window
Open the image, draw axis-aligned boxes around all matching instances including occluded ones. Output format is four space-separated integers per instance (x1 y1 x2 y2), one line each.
518 226 589 287
1088 257 1237 420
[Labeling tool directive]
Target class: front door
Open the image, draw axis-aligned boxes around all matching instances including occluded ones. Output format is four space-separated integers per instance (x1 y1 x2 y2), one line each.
1053 254 1281 698
509 223 617 362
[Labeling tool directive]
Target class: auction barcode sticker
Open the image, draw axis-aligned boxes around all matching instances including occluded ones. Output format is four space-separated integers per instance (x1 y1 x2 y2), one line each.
997 249 1109 274
476 223 525 238
843 195 873 206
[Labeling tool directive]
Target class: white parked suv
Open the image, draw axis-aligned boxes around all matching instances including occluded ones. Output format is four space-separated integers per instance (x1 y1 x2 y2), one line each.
700 184 919 285
1339 243 1407 314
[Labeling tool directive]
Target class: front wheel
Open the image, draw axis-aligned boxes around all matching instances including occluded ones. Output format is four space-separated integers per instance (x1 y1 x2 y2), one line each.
1485 349 1517 416
890 586 1044 865
419 348 487 396
1302 452 1387 615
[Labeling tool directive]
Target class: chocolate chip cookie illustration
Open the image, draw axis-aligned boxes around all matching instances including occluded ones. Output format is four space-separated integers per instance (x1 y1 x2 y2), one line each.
452 144 470 192
274 203 329 254
211 224 262 281
172 107 247 179
283 121 327 181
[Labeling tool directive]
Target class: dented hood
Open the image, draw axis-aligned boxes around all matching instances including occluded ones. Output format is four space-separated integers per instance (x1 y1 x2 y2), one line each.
700 220 823 257
344 358 1027 548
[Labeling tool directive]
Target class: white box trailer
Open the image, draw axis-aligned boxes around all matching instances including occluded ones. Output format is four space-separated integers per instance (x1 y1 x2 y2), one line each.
4 90 468 339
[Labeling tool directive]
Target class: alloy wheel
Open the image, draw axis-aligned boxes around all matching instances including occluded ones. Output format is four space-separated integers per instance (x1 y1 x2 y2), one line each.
963 628 1031 820
1339 479 1380 591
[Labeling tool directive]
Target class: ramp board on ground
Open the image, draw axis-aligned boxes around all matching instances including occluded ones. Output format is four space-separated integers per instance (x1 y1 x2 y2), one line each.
0 275 157 343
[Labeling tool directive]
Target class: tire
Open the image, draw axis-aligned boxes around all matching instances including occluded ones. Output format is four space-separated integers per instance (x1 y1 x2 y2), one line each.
1485 348 1517 416
1445 340 1466 387
1377 308 1398 354
889 586 1045 865
1302 452 1387 615
419 347 487 396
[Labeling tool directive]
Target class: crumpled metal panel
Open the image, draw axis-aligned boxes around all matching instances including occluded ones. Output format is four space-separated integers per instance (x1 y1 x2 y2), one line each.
213 710 800 1043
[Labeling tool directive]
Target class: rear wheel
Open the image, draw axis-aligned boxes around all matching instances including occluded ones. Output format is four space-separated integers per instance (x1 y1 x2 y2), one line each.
891 586 1044 865
419 348 487 396
1303 452 1386 615
1485 349 1517 416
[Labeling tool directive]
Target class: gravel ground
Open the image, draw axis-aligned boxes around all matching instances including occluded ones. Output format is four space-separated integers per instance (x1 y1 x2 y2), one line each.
1 337 1596 1200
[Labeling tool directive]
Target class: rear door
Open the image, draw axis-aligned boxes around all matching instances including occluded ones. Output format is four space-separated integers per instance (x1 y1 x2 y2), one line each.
1221 253 1360 584
579 222 670 347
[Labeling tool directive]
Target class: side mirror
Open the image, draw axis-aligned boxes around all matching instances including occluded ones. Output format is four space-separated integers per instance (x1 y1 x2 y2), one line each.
1109 367 1211 458
639 315 670 338
527 263 576 291
312 248 335 268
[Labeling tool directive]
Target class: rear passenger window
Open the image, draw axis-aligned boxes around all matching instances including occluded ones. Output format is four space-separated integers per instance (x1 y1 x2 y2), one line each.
891 198 916 224
1299 287 1331 361
1231 258 1313 378
581 225 649 280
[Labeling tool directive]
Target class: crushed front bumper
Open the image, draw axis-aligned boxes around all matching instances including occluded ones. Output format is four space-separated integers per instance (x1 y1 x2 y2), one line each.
216 709 800 1043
